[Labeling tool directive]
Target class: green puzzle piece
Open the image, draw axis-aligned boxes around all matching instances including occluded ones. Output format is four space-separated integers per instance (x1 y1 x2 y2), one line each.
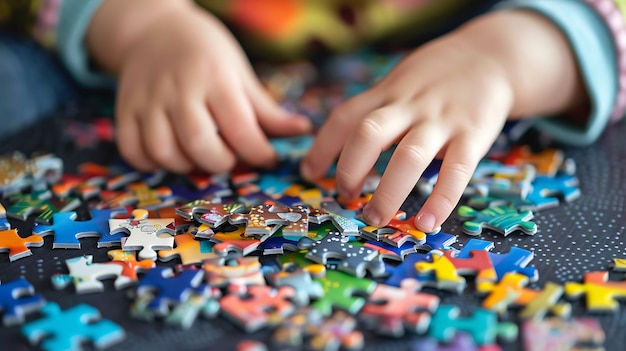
279 252 377 316
457 204 537 236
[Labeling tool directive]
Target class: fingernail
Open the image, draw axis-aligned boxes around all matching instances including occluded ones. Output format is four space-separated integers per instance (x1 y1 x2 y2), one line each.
363 206 381 227
416 212 436 232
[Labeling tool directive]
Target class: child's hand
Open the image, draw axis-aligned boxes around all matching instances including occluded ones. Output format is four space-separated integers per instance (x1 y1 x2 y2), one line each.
300 10 584 232
88 1 311 174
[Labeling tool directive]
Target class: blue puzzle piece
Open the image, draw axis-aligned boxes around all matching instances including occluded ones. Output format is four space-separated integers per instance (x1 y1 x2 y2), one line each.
0 278 46 326
270 135 313 161
456 238 538 282
255 173 296 196
384 252 437 287
33 209 123 249
136 267 206 316
21 302 125 351
526 174 581 210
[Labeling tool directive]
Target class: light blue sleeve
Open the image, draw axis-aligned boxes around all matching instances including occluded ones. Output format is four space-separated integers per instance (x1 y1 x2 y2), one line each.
496 0 618 146
56 0 116 88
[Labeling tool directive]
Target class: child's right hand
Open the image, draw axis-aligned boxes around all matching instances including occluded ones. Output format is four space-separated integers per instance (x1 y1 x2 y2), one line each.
87 1 311 174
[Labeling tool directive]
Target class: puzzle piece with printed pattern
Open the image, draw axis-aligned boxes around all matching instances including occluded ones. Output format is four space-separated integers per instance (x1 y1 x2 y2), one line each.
279 252 377 316
176 200 245 228
565 271 626 312
384 251 440 289
220 284 296 333
416 249 497 293
0 278 46 326
457 205 537 236
228 203 295 239
158 232 218 265
428 304 518 345
210 224 262 256
415 253 467 293
526 174 581 211
203 256 266 288
107 249 156 282
360 211 428 246
34 208 124 249
51 172 106 200
6 189 80 224
98 182 177 210
0 203 10 230
300 231 385 278
468 160 535 198
522 317 605 351
269 263 324 306
0 228 43 261
456 239 538 282
21 302 125 351
51 255 132 293
109 208 176 260
135 266 207 316
477 272 570 319
0 152 62 196
361 278 439 336
308 204 360 236
500 145 564 177
273 308 364 350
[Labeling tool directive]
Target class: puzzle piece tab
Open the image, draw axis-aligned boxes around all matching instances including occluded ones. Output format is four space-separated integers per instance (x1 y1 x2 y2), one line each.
0 278 46 326
21 302 125 351
0 228 43 261
457 205 537 236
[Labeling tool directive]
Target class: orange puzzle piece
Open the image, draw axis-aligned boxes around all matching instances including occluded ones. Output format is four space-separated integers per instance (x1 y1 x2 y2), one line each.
0 229 44 261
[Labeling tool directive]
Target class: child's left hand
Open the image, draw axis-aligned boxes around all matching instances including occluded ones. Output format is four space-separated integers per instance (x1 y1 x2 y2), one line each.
300 10 584 232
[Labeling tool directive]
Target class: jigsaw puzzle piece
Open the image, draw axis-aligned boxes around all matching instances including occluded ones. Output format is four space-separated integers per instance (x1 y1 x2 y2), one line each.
301 231 385 278
565 271 626 312
210 224 262 256
428 304 517 346
526 174 581 211
415 252 467 293
273 308 364 351
361 278 440 336
477 273 570 319
456 239 538 282
107 249 156 282
34 208 123 249
0 202 10 230
280 252 377 316
0 228 43 261
457 205 537 236
229 203 294 238
110 209 175 260
0 278 46 326
158 232 218 265
135 267 207 316
360 211 428 247
51 255 131 293
220 284 296 333
269 264 324 307
522 317 605 351
0 152 62 196
203 256 266 288
500 145 564 177
21 302 125 351
176 200 245 228
6 189 80 224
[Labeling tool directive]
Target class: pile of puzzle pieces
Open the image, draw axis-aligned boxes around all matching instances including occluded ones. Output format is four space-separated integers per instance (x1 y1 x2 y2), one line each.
0 130 615 351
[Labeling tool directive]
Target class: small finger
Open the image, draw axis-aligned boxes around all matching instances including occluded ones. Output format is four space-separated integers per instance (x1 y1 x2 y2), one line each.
116 106 158 172
300 89 384 180
363 122 447 227
335 105 413 199
415 133 490 232
142 107 194 173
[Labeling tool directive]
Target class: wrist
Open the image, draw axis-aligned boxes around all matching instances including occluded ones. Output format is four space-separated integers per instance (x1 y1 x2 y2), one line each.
453 10 585 118
86 0 195 73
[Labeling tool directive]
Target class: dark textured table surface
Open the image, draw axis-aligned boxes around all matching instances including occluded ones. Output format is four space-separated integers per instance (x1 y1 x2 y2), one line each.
0 106 625 351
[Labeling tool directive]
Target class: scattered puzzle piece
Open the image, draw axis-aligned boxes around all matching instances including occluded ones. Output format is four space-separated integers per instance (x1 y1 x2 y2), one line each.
522 317 605 351
0 228 43 261
21 302 125 351
0 278 46 326
203 256 266 288
158 232 218 265
565 271 626 312
34 209 122 249
220 284 296 333
107 249 156 282
135 267 207 316
428 304 517 345
457 205 537 236
109 208 175 260
51 255 131 294
360 278 440 336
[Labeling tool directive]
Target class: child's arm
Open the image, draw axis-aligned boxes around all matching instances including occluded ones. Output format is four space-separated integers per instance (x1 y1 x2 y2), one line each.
85 0 312 174
301 9 586 232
